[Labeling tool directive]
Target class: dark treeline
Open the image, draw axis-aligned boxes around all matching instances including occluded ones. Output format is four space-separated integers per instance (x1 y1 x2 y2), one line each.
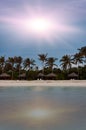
0 46 86 80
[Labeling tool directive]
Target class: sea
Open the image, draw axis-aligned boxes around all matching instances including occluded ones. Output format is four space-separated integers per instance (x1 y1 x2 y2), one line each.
0 86 86 130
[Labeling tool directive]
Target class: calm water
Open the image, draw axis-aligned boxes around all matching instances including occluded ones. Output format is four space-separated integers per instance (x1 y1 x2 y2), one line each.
0 86 86 130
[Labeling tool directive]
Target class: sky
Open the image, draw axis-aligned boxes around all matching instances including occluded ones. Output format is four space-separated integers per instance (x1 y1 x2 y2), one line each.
0 0 86 66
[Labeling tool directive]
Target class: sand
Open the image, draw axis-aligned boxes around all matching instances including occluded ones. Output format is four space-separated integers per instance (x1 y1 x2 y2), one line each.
0 80 86 87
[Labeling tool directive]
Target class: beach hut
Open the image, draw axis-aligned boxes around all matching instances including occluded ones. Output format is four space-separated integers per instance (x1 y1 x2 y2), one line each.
18 73 26 80
37 73 45 80
68 72 78 79
47 73 57 80
0 73 11 80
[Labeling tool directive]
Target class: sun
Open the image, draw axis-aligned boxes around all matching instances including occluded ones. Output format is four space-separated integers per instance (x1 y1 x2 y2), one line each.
31 18 49 32
13 15 56 39
25 17 53 35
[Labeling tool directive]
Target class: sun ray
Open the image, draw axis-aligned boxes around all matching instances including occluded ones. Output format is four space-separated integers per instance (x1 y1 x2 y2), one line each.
0 4 80 47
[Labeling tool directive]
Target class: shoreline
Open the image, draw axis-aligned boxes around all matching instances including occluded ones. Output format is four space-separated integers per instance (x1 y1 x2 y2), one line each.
0 80 86 87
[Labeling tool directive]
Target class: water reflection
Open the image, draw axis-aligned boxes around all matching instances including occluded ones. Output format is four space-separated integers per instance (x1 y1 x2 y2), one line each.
0 87 86 130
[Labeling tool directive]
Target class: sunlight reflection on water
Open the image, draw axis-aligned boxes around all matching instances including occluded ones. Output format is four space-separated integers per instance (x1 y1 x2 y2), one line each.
0 86 86 130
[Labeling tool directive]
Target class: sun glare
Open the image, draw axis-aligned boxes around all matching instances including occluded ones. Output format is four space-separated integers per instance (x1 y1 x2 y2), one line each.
25 17 53 35
31 18 48 32
29 109 49 118
26 108 54 120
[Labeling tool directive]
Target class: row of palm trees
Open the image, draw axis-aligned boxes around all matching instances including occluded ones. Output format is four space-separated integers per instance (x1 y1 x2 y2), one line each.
38 46 86 73
60 47 86 72
0 46 86 80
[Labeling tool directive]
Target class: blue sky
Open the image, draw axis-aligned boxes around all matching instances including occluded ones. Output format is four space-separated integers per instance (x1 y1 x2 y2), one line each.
0 0 86 66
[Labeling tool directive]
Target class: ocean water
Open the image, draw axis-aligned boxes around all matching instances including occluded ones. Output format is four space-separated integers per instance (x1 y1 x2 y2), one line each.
0 86 86 130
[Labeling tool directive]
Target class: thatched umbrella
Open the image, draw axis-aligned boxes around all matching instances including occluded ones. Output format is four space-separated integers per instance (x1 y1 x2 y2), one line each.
37 73 45 80
68 72 78 79
47 73 57 80
0 73 11 80
18 73 26 80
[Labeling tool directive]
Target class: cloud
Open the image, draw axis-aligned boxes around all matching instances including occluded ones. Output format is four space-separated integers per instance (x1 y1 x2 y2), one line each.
0 0 86 20
0 0 85 46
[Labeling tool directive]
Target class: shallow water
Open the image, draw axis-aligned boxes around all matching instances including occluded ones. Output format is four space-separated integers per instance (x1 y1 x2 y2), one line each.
0 86 86 130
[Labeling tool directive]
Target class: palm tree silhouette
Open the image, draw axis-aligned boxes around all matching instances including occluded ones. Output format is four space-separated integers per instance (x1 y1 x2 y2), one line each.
60 55 72 71
23 58 35 79
38 53 48 73
7 57 15 79
46 57 58 72
23 58 35 71
79 46 86 65
73 53 83 77
14 56 23 75
0 56 5 73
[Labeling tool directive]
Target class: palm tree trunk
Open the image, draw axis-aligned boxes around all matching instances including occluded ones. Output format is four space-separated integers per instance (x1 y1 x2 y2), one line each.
12 70 14 80
77 63 79 79
51 66 53 73
84 57 86 77
2 64 4 73
42 62 44 74
12 64 14 80
19 66 20 76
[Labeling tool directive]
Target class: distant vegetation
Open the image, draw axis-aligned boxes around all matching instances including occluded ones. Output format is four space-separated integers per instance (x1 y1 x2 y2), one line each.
0 46 86 80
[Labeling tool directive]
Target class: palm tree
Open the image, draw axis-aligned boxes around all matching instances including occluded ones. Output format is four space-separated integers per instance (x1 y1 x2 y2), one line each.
23 58 35 71
30 59 36 70
23 58 35 79
78 46 86 65
14 56 22 75
38 53 48 73
0 56 5 73
73 53 83 77
60 55 72 71
46 57 58 72
7 57 15 79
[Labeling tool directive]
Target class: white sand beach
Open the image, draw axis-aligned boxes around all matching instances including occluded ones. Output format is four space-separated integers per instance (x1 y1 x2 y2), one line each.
0 80 86 87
